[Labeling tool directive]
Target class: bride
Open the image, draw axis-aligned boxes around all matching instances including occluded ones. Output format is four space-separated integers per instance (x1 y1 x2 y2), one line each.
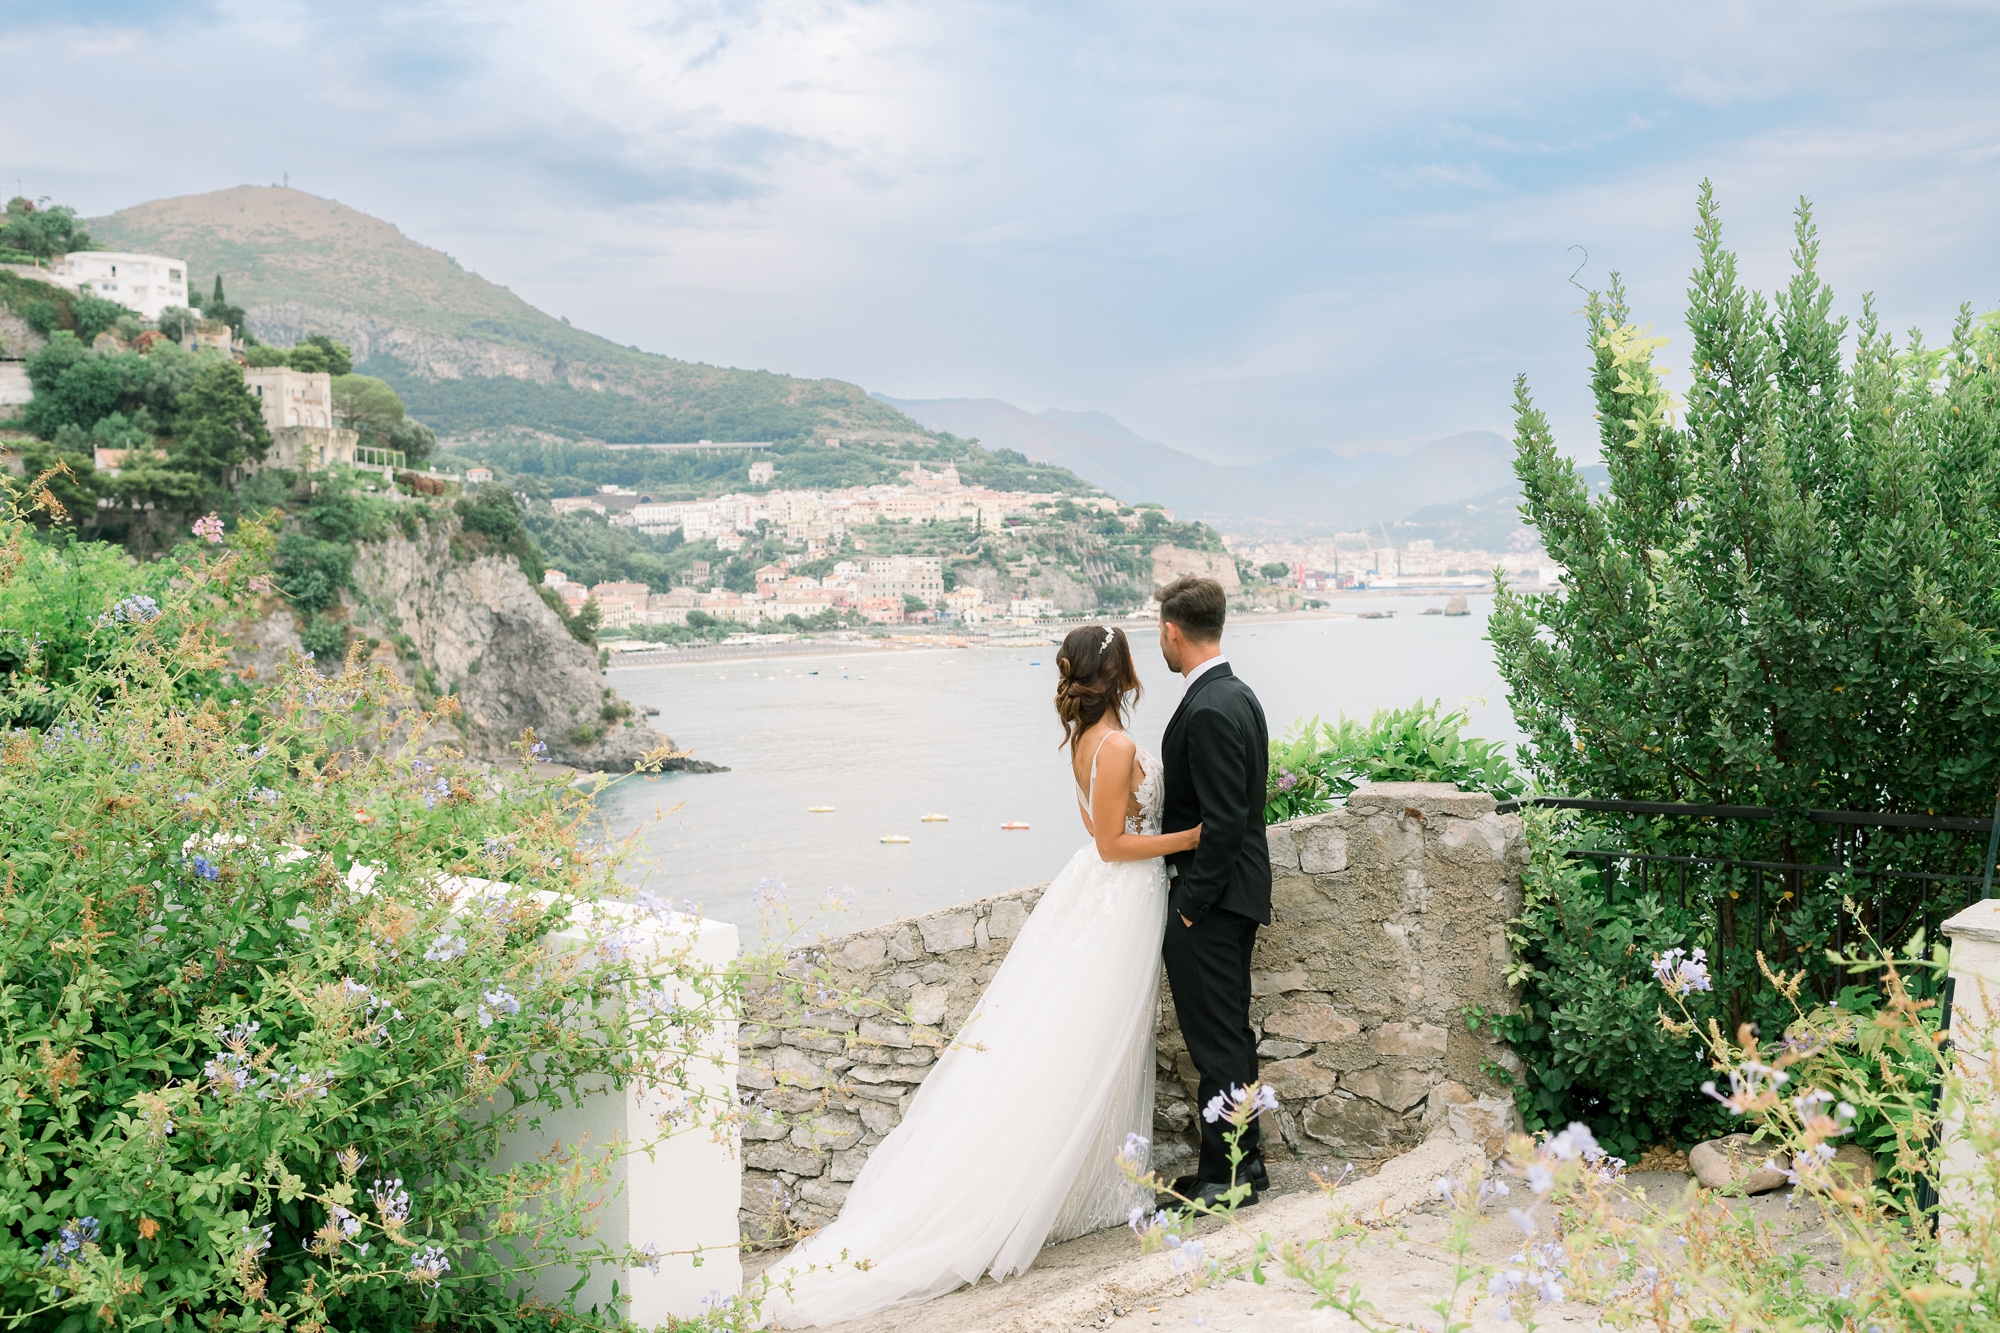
763 624 1199 1328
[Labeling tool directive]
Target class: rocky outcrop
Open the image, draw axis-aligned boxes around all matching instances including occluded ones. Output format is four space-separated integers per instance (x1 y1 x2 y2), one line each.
1150 544 1241 591
248 304 591 388
231 512 710 772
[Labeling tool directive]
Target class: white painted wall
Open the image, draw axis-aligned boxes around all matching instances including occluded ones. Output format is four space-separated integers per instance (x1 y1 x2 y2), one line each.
1940 896 2000 1245
491 899 743 1323
343 866 745 1322
58 251 189 320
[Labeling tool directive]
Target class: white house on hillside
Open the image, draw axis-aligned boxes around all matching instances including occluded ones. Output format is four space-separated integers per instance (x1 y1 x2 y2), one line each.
57 252 189 321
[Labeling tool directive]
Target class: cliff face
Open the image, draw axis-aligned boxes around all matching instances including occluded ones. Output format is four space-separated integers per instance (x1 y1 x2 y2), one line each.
231 515 708 772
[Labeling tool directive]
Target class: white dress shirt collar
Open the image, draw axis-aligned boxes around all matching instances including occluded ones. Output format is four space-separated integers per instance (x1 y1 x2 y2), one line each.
1181 652 1228 687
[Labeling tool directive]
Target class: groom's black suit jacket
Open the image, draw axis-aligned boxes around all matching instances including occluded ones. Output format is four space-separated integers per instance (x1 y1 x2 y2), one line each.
1161 662 1272 926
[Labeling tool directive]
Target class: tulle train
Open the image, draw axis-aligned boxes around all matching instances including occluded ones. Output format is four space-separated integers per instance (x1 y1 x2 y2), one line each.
763 843 1165 1327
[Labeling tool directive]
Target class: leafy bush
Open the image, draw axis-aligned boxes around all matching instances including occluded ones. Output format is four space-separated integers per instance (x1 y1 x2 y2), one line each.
0 525 234 729
0 477 745 1332
1464 807 1729 1160
274 534 354 615
298 613 349 661
453 485 540 580
65 291 131 345
1263 699 1523 823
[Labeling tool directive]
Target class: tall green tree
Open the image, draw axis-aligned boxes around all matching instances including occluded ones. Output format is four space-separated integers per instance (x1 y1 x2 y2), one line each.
0 198 90 262
197 274 246 336
332 373 406 442
1492 185 2000 831
172 361 272 483
1484 188 2000 1151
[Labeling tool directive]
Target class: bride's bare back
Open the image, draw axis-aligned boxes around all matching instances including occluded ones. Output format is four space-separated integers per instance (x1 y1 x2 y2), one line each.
1071 721 1198 862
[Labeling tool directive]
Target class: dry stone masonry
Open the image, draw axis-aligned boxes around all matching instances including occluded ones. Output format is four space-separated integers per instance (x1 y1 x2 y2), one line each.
737 782 1526 1243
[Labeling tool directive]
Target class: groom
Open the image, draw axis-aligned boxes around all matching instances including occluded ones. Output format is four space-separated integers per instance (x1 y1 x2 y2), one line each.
1155 574 1272 1209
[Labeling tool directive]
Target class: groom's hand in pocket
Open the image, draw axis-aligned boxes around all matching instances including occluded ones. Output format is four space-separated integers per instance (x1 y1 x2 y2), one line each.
1179 914 1193 927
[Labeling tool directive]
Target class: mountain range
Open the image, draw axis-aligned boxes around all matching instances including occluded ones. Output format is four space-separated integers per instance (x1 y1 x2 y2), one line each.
876 396 1523 537
83 186 1532 539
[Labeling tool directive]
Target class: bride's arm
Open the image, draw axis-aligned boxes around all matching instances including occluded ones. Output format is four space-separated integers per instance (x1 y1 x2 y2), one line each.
1090 734 1201 863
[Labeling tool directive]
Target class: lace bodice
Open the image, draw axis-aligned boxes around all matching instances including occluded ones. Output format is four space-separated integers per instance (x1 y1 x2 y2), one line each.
1076 735 1164 836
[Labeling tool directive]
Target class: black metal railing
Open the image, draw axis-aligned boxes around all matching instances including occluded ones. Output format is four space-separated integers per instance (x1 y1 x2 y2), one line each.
1497 794 2000 1227
1493 795 1999 1009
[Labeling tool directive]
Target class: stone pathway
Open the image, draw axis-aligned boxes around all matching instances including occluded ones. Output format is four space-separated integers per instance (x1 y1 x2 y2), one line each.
749 1143 1852 1333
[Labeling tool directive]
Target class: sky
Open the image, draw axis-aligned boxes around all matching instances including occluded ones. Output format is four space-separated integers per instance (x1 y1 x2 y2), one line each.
7 1 2000 465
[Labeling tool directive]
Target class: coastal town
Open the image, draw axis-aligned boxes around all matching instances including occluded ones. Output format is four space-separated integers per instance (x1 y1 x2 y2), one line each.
537 461 1132 628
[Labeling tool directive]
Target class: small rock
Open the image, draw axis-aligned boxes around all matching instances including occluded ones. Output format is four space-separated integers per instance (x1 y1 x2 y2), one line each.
1370 1021 1449 1059
1688 1134 1790 1194
1831 1143 1876 1187
1264 1003 1361 1044
1261 1056 1337 1099
1257 1038 1311 1059
1251 966 1312 996
918 911 976 954
988 898 1031 938
909 982 949 1026
857 1017 913 1049
838 935 887 970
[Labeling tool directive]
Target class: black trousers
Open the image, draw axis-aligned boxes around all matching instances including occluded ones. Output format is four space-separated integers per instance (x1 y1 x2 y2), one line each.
1162 906 1262 1183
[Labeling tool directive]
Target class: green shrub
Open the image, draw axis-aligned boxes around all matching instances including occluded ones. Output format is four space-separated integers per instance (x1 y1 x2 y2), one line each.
0 478 746 1332
273 533 353 615
66 292 129 345
1263 699 1523 823
453 485 541 581
298 613 349 662
1464 806 1730 1160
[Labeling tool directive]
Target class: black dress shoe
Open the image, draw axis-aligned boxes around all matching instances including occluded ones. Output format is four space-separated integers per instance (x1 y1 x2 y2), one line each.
1189 1178 1262 1210
1158 1164 1267 1211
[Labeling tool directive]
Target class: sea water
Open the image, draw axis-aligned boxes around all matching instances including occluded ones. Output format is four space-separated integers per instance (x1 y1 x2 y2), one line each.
596 596 1520 937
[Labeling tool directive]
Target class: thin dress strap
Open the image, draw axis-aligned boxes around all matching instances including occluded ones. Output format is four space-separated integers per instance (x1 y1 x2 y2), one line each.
1076 733 1114 826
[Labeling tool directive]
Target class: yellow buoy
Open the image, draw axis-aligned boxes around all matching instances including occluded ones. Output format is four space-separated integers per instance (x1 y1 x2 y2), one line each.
809 805 835 813
880 835 911 844
921 813 949 822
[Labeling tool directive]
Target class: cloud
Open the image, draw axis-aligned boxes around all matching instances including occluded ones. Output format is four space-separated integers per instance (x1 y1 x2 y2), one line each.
8 1 2000 466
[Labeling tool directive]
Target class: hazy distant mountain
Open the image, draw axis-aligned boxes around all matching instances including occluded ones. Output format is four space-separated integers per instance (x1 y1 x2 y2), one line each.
1257 445 1397 486
1386 464 1611 550
1036 408 1162 449
878 394 1517 536
88 186 926 444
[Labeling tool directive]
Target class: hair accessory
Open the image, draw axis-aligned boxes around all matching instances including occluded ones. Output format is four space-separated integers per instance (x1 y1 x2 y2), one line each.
1101 626 1115 650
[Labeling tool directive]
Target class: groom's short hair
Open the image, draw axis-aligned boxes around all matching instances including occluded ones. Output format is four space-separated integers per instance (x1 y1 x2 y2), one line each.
1156 575 1226 642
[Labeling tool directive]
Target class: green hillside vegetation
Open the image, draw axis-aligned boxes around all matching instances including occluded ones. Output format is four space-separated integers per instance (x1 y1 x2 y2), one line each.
371 357 858 446
0 270 134 346
87 187 922 443
443 430 1101 500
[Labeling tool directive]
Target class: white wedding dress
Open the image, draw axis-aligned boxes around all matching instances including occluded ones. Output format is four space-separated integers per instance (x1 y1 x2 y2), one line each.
765 741 1168 1328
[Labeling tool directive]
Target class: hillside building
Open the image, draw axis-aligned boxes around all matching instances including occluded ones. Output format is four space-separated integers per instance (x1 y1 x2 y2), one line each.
863 554 944 607
56 251 188 321
242 365 358 473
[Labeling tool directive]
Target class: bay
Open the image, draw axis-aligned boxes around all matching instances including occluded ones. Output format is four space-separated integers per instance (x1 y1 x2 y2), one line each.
595 596 1521 937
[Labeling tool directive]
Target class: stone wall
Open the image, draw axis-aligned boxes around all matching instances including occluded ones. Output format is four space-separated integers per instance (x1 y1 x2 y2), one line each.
736 782 1525 1243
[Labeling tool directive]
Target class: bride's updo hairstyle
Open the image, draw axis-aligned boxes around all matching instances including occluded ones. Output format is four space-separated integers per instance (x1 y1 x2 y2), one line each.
1055 624 1142 749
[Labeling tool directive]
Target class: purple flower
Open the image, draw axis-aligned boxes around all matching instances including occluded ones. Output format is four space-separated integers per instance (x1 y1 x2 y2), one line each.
191 855 220 881
408 1245 450 1285
477 987 521 1028
1651 946 1713 997
1277 769 1298 792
